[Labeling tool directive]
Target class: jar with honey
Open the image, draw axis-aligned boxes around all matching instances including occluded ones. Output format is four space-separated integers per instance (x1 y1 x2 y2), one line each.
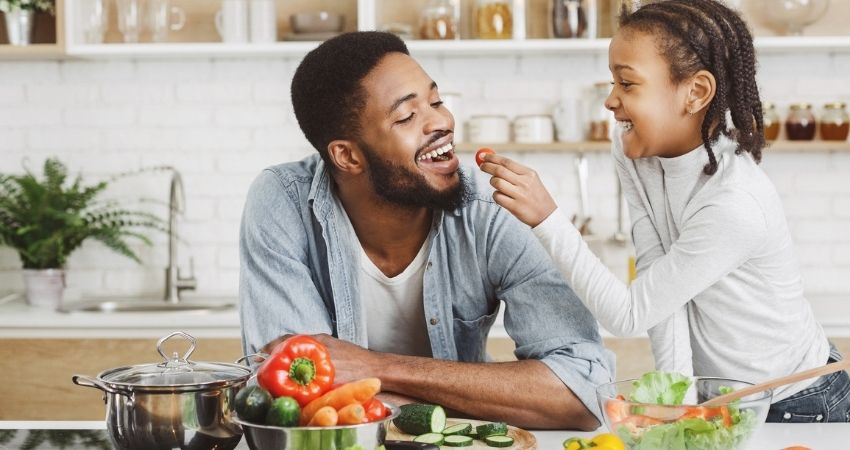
820 102 849 141
785 103 816 141
475 0 513 39
418 0 458 40
762 102 780 141
587 81 612 141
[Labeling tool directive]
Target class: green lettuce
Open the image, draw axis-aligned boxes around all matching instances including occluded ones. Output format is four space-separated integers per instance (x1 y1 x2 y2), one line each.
629 371 692 405
617 409 759 450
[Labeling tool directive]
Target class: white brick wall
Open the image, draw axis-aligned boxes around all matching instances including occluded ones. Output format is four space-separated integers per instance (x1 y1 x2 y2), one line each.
0 52 848 304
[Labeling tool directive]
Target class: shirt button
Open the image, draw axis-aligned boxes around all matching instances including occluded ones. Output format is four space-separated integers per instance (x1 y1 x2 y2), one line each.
429 318 439 325
426 261 432 270
783 412 792 420
815 414 823 421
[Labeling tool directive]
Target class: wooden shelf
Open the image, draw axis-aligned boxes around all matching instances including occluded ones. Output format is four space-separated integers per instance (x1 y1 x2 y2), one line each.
454 140 850 154
0 43 64 59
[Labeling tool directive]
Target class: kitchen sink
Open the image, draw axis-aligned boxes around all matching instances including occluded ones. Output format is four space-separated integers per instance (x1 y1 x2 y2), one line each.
59 297 237 313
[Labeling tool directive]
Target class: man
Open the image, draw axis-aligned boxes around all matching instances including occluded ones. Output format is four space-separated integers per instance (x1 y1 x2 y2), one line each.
239 31 614 430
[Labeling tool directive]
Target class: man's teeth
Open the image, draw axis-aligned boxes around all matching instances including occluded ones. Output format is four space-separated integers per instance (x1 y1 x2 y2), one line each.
418 143 454 161
618 120 634 131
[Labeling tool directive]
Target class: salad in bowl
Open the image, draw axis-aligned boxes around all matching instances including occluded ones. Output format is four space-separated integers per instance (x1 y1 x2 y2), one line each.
596 372 771 450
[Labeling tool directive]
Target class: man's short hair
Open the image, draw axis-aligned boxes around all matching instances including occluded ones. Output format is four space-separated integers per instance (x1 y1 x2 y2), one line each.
291 32 410 167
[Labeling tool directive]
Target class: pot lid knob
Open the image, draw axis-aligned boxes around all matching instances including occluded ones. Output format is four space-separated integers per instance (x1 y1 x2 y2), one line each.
156 331 196 369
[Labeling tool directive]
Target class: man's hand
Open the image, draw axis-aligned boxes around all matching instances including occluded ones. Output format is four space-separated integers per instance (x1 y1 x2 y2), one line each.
479 154 557 228
309 334 380 384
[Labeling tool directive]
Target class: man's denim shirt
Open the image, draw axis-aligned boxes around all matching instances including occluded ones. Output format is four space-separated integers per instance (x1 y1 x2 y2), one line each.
239 154 615 420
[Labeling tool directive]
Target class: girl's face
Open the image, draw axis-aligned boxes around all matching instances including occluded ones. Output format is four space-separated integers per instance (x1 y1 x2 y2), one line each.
605 29 704 159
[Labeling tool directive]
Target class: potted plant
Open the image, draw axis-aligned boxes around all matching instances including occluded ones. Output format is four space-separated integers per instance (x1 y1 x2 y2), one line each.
0 0 54 45
0 158 164 309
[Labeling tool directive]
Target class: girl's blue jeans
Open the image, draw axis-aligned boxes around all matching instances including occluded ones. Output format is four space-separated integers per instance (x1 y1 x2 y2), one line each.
766 343 850 423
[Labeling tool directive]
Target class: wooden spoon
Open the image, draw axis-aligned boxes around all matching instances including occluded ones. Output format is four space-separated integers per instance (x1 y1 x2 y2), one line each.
700 359 850 407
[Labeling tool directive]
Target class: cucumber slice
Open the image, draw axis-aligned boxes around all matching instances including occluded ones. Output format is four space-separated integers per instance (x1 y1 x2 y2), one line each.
443 435 474 447
394 404 447 435
484 435 515 448
475 422 508 438
413 433 445 446
442 423 472 436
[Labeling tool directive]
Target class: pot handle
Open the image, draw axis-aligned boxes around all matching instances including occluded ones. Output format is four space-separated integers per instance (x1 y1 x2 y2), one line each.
72 374 120 394
235 352 268 366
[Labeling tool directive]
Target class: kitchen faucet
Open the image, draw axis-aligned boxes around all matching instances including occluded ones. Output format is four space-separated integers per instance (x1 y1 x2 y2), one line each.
164 169 196 303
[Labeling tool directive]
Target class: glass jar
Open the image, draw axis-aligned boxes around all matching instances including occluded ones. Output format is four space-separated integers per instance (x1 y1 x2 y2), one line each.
418 0 458 40
785 103 816 141
550 0 588 38
820 102 849 141
475 0 513 39
762 102 780 141
588 82 612 141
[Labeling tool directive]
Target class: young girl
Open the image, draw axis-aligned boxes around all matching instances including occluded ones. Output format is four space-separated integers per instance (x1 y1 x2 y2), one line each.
480 0 849 422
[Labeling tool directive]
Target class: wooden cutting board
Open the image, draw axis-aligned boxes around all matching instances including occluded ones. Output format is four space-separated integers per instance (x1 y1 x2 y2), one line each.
387 418 537 450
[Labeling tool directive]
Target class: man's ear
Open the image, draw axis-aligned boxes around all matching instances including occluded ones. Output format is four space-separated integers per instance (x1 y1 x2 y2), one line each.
327 140 365 175
686 69 716 115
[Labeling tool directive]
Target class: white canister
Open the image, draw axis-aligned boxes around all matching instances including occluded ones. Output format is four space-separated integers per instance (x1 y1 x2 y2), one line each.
513 114 554 143
467 115 510 143
215 0 250 43
441 92 463 142
249 0 277 43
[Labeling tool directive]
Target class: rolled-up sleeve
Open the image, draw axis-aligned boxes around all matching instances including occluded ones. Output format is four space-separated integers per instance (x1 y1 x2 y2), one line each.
239 169 334 359
485 207 615 421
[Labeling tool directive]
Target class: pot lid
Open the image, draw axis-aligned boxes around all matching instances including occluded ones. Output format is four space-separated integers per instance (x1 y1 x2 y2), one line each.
101 331 251 389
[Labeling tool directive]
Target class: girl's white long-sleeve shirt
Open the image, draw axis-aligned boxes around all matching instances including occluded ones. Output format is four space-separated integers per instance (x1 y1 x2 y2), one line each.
533 131 829 401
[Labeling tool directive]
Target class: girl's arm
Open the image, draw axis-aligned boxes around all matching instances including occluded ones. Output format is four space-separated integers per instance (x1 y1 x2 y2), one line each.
480 153 767 338
613 148 693 375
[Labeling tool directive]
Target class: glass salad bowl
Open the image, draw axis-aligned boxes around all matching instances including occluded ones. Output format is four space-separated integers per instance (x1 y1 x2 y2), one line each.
596 374 772 450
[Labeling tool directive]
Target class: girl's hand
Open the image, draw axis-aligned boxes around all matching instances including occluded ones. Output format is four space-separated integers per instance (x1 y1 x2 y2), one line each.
479 153 557 228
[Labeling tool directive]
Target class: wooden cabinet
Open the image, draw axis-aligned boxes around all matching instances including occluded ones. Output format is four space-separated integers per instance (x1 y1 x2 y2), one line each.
0 338 243 420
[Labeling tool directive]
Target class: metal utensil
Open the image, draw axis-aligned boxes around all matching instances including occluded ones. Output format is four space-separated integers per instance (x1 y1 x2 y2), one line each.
610 176 627 245
575 153 592 236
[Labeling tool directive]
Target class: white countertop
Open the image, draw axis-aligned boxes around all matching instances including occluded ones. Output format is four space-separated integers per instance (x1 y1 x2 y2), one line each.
1 293 848 339
0 421 847 448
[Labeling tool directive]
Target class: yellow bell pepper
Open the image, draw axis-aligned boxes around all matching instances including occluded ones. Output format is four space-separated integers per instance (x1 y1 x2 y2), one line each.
563 433 625 450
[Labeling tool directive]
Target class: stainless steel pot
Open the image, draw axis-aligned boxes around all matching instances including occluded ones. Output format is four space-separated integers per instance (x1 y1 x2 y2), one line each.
235 404 420 450
73 331 253 450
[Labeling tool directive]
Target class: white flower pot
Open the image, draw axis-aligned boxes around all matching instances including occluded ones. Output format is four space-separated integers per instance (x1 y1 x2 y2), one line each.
4 8 35 46
23 269 65 309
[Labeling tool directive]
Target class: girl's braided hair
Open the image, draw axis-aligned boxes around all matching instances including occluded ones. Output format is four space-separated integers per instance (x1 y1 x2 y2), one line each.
620 0 765 174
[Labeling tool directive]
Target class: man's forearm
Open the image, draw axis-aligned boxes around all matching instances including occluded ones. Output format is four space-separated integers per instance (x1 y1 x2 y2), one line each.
375 355 599 430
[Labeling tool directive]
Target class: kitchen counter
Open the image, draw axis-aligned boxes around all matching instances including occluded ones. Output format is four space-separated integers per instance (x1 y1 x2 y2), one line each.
3 293 849 339
0 421 846 449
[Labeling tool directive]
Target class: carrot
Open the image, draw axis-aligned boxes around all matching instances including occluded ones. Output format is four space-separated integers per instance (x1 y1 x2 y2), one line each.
337 403 366 425
306 405 338 427
300 378 381 425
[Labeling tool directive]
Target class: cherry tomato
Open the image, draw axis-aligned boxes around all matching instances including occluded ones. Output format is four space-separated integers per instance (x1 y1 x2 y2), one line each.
475 147 496 166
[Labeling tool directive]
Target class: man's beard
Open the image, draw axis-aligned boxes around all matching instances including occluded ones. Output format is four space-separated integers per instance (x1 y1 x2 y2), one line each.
360 141 468 211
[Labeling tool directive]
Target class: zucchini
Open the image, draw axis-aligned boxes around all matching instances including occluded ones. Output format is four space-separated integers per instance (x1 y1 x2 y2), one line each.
442 423 472 436
393 404 446 435
413 433 445 445
443 435 474 447
475 422 508 438
484 435 515 448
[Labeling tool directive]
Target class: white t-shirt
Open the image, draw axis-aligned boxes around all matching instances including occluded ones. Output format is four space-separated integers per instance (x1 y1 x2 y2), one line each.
341 211 433 357
533 131 829 401
358 239 433 358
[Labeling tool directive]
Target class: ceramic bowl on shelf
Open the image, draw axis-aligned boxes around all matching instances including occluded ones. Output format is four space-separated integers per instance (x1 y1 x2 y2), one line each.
596 377 772 450
289 11 345 34
762 0 830 35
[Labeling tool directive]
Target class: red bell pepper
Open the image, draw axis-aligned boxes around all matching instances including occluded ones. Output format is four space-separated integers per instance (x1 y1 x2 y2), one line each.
257 335 335 406
362 397 387 422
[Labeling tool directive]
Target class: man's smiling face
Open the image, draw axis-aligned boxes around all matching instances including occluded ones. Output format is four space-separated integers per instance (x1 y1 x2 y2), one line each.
355 52 465 210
